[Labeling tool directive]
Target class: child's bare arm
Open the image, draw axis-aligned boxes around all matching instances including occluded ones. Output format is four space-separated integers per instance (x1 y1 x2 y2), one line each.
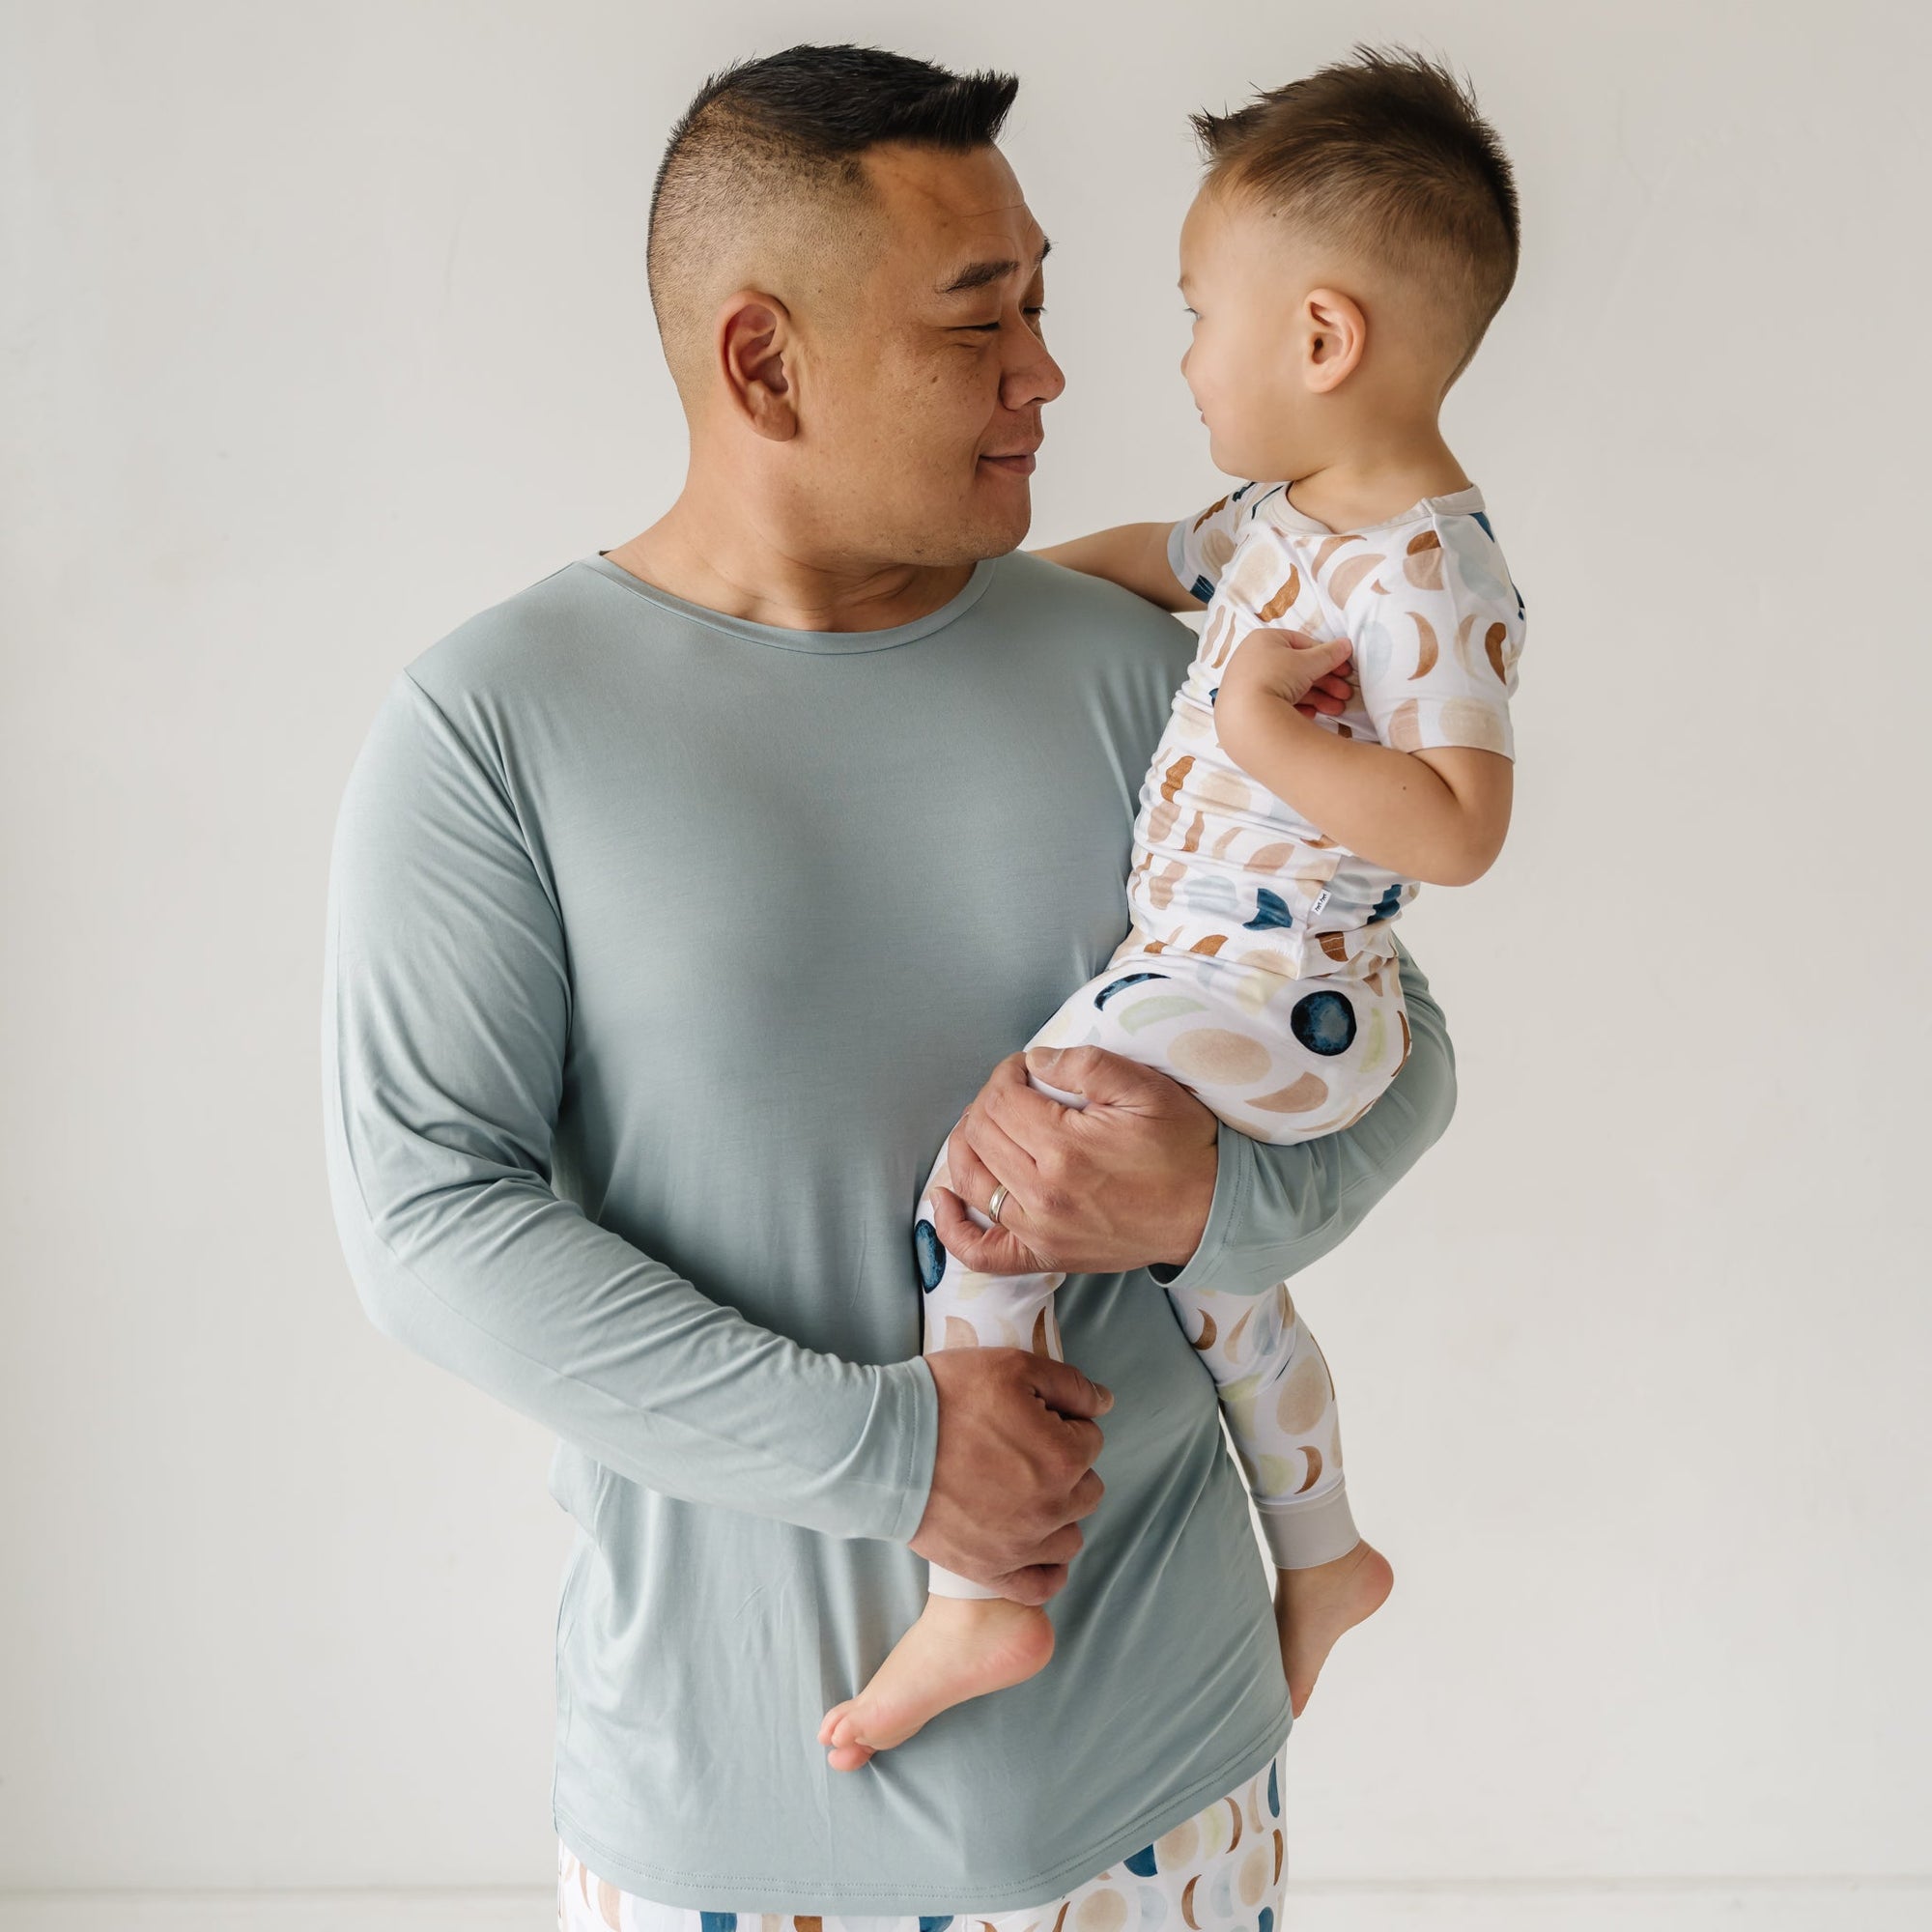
1214 630 1513 887
1033 523 1198 611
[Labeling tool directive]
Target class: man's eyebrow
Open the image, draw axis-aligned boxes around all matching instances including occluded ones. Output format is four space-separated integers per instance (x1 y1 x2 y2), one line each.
936 236 1052 296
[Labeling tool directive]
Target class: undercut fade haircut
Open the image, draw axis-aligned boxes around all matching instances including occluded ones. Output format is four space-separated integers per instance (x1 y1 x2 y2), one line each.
647 44 1019 384
1191 44 1520 383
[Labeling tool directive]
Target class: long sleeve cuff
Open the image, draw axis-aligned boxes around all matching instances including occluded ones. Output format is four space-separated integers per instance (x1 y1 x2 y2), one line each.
1147 941 1458 1296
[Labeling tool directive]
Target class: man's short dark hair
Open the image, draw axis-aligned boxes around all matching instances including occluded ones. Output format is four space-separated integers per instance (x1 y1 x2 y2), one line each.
647 45 1019 380
1191 43 1520 382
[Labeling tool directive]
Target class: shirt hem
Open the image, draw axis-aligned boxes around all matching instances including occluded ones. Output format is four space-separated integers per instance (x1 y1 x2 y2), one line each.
551 1692 1293 1916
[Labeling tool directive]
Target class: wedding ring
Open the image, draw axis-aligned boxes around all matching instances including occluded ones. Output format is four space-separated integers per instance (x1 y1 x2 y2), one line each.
987 1182 1009 1225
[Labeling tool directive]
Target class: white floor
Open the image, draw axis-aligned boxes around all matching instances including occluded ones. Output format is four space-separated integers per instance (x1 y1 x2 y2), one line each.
2 1881 1929 1932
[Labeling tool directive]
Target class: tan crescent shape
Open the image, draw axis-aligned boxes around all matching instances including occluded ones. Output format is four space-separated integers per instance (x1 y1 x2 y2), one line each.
1181 1875 1203 1930
1486 621 1510 681
1226 1794 1243 1845
1295 1446 1324 1493
1408 611 1438 678
1191 1308 1217 1351
596 1879 623 1930
1248 1071 1330 1113
1327 553 1385 604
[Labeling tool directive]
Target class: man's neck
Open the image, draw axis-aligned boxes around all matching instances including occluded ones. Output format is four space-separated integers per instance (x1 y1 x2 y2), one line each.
602 482 975 634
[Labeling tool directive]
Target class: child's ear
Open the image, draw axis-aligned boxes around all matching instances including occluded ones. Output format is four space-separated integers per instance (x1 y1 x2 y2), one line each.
1299 287 1367 393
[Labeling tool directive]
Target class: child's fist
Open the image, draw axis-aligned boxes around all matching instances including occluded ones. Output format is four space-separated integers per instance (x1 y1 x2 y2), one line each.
1218 625 1355 721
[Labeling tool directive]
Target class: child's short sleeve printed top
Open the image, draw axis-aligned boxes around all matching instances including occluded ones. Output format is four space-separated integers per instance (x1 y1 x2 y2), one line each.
1117 481 1526 978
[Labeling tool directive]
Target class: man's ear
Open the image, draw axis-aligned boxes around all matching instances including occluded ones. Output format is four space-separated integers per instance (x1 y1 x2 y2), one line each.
714 292 799 440
1299 286 1367 394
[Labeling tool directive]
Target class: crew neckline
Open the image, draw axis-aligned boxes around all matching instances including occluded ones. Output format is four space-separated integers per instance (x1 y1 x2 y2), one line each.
1255 480 1487 537
578 551 999 654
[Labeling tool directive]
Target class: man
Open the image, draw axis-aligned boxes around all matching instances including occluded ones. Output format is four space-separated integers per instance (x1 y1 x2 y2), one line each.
321 43 1456 1920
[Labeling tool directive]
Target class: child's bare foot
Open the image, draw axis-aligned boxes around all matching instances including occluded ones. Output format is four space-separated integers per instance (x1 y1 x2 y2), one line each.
1274 1540 1393 1717
816 1594 1054 1771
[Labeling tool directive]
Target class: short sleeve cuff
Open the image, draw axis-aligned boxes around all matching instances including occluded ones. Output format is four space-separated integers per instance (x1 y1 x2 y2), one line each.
1167 519 1209 605
1379 694 1516 761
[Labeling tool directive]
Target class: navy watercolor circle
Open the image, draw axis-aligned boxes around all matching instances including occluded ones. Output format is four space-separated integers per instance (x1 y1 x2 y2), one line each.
1291 989 1357 1057
913 1220 947 1292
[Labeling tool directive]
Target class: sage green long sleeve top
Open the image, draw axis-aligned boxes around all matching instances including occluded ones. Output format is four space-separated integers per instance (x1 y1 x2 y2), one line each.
319 547 1457 1915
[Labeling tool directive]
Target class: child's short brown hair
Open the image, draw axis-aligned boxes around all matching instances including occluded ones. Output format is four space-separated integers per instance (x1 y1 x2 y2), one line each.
1191 43 1520 381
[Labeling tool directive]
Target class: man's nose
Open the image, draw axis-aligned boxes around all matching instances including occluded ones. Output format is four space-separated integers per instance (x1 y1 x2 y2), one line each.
1003 326 1066 410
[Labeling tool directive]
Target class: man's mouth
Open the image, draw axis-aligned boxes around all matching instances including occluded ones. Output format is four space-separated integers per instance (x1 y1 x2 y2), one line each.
979 447 1039 475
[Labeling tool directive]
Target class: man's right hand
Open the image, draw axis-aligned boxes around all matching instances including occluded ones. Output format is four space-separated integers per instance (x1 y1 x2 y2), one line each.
907 1347 1112 1604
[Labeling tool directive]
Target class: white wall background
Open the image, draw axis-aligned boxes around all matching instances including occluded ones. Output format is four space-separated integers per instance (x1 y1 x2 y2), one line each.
4 1 1929 1925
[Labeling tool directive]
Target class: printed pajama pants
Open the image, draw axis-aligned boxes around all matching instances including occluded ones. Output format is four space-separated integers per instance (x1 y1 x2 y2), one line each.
918 946 1411 1596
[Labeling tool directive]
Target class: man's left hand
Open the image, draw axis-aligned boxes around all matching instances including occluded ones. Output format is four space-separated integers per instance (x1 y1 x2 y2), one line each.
931 1045 1219 1278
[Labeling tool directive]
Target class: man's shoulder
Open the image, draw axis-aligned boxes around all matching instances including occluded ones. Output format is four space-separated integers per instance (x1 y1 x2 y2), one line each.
402 556 620 713
987 549 1198 680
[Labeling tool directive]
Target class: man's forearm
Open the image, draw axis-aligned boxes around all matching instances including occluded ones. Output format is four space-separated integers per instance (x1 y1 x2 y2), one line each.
1149 939 1456 1294
325 1107 939 1545
324 668 938 1546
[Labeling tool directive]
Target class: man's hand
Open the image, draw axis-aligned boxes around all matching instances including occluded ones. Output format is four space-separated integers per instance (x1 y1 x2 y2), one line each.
908 1346 1114 1602
931 1045 1220 1278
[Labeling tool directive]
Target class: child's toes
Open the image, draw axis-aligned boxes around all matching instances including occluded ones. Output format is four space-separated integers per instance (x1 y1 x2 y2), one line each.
817 1700 853 1746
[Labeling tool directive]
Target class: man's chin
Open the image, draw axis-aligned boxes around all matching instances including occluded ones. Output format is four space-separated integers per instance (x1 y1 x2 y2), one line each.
889 480 1034 567
961 478 1034 556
